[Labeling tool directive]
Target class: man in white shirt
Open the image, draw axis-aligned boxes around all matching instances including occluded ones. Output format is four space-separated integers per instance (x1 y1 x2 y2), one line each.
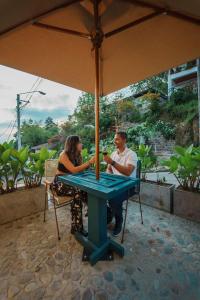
103 131 138 236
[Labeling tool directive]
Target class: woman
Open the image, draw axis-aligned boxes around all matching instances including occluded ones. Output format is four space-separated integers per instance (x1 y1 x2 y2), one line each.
52 135 95 234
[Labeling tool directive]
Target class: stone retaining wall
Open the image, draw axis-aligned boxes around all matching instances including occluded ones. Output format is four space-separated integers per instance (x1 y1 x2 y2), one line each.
0 185 45 225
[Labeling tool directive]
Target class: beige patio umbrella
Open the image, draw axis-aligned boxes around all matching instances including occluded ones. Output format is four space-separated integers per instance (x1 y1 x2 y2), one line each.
0 0 200 179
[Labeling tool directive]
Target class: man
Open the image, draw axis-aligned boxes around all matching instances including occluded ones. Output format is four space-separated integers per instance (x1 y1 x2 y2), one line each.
103 131 138 236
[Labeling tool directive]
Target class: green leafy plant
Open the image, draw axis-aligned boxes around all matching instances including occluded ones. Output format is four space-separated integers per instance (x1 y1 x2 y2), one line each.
137 144 156 181
154 120 176 140
23 148 57 188
162 145 200 192
127 123 155 144
0 142 29 193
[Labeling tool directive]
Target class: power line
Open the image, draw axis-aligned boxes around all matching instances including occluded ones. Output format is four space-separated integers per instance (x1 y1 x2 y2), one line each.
27 78 43 102
7 120 17 141
20 77 43 118
0 77 43 143
29 79 43 102
24 77 41 101
0 119 14 139
16 77 45 149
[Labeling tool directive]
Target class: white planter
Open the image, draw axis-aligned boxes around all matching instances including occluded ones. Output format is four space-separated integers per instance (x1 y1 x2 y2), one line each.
0 185 46 225
139 181 174 213
174 188 200 223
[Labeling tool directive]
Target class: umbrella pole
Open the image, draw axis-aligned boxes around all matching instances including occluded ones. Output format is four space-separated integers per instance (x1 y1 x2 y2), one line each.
93 0 103 180
94 44 100 180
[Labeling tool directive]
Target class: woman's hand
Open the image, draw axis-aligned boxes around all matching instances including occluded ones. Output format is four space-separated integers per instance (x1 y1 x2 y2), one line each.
89 156 95 165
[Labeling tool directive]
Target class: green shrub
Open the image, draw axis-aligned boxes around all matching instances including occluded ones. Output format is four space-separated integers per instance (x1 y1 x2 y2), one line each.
0 142 29 193
23 148 57 188
137 144 156 181
154 120 176 140
162 145 200 192
0 143 57 192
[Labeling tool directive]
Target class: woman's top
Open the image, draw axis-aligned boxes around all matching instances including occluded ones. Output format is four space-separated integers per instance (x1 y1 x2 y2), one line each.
57 153 80 174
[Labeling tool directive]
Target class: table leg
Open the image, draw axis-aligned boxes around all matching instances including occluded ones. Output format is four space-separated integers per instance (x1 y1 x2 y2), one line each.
88 195 107 247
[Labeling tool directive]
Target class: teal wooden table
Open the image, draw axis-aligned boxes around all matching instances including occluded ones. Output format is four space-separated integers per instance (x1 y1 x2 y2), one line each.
59 171 139 265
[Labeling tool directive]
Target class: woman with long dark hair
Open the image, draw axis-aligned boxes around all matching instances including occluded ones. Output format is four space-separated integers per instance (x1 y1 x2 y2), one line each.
52 135 95 234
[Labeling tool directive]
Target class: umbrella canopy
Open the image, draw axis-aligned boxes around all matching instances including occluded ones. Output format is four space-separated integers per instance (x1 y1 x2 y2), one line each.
0 0 200 178
0 0 200 96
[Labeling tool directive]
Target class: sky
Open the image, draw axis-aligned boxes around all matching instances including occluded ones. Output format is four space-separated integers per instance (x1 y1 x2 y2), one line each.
0 65 82 142
0 65 131 143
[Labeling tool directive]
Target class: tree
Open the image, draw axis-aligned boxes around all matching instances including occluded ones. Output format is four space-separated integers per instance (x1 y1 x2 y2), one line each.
45 117 56 129
130 72 168 96
73 93 95 127
20 120 48 147
19 118 60 147
44 117 59 136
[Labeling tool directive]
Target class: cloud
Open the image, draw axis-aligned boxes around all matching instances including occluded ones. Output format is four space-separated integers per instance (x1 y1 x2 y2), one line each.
0 121 13 128
21 106 72 122
0 64 82 140
0 83 12 90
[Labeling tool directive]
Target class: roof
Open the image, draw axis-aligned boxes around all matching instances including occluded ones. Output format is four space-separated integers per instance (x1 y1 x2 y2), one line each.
0 1 200 95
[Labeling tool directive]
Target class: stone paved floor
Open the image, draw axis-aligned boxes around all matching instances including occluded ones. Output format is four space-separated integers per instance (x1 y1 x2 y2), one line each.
0 202 200 300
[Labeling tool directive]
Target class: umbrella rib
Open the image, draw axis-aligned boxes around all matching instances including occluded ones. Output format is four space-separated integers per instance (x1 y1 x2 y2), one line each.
0 0 83 37
126 0 200 26
33 22 91 39
104 10 165 38
167 11 200 26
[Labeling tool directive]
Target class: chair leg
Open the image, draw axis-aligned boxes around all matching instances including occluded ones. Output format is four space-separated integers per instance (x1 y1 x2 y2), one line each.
138 194 144 225
53 195 61 240
121 199 129 244
44 188 48 222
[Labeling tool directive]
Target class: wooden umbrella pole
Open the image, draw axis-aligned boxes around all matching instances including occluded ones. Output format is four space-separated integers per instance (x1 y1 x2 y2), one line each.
94 44 100 180
93 0 103 180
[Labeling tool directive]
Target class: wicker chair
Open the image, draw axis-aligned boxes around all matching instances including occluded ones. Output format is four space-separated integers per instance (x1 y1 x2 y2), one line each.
121 160 144 244
43 159 73 240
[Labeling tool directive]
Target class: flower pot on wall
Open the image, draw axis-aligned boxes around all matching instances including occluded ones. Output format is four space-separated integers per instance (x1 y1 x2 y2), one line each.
174 188 200 223
136 181 174 213
0 185 46 225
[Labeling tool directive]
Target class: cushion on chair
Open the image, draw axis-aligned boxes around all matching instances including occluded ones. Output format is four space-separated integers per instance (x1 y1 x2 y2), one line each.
54 195 73 206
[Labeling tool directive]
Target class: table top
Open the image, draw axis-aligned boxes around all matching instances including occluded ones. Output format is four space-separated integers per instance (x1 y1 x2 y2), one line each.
59 171 139 199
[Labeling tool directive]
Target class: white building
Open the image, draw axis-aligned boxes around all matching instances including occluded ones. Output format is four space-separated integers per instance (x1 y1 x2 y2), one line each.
168 59 198 97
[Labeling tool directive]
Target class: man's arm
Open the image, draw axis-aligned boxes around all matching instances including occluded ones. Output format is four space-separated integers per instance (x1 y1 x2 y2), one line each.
112 162 134 176
104 151 137 176
104 155 135 176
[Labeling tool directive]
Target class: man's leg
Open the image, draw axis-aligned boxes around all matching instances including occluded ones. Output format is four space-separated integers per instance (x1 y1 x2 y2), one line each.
109 192 127 236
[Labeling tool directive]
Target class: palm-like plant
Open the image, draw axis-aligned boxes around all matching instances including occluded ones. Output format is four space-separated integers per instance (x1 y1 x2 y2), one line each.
137 144 156 181
0 142 28 193
162 145 200 192
23 148 56 188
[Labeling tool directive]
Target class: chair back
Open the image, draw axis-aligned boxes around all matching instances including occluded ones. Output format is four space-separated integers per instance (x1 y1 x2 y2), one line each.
45 159 58 183
136 160 141 193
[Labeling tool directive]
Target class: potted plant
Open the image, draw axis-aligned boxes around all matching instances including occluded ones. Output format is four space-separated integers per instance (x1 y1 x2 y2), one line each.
0 144 56 225
0 141 28 193
137 144 174 213
23 147 56 188
162 145 200 222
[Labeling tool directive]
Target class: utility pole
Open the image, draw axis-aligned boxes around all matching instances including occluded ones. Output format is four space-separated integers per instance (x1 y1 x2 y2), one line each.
197 58 200 145
16 90 46 150
16 94 21 150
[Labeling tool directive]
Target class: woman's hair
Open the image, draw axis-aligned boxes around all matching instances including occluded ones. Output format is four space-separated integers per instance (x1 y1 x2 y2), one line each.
64 135 82 166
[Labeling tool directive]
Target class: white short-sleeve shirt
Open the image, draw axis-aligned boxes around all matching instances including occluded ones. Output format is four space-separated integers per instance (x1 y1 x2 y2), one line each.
110 147 138 178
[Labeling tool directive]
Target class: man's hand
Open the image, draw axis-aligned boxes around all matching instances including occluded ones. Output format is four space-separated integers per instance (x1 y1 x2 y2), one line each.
103 155 113 165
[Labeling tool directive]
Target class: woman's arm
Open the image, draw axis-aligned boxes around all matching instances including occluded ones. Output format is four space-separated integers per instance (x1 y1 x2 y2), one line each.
106 164 113 174
60 153 94 174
